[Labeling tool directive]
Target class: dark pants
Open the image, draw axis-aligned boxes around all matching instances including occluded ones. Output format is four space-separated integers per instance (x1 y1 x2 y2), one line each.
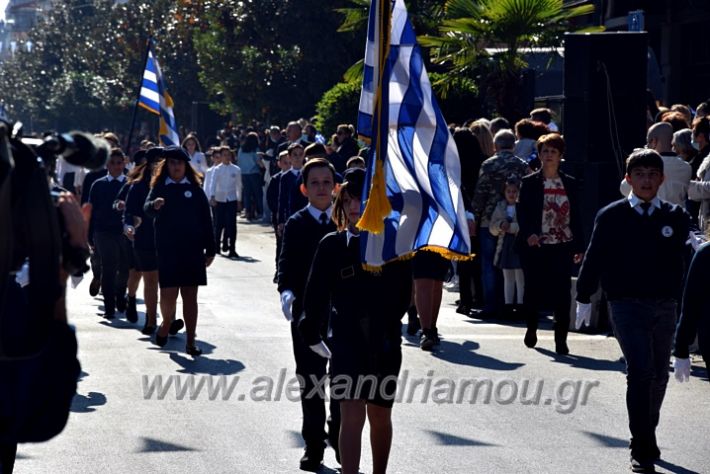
521 242 573 343
609 298 676 461
214 201 238 252
90 248 102 281
458 233 483 307
242 173 263 217
479 227 502 312
94 231 130 314
0 443 16 474
274 232 282 274
290 320 340 453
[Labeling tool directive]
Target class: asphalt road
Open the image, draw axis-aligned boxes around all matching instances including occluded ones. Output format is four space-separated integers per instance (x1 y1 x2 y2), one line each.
13 219 710 473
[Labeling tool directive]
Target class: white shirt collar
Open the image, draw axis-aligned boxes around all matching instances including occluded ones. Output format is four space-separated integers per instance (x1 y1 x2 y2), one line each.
165 177 190 185
307 204 332 223
108 174 126 183
628 192 662 214
290 167 301 176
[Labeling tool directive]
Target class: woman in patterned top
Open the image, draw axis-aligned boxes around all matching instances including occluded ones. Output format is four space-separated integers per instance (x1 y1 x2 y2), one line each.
516 134 585 355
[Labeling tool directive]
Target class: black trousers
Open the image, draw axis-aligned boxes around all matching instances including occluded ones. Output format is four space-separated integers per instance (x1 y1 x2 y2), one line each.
0 442 17 474
94 231 130 314
520 242 573 342
214 201 237 252
290 320 340 452
90 248 102 281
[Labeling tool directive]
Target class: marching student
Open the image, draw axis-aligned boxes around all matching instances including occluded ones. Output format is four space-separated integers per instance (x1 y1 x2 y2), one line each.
276 142 306 238
182 134 208 175
208 147 243 258
88 148 130 319
576 149 690 473
277 158 340 471
144 146 216 357
266 150 291 282
123 147 163 334
299 168 411 474
82 162 108 297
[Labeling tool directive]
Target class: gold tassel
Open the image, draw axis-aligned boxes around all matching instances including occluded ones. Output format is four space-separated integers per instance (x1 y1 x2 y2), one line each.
361 248 475 273
356 158 391 234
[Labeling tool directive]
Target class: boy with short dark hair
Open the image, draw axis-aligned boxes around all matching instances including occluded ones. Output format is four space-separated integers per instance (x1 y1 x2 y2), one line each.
277 158 340 471
575 149 690 473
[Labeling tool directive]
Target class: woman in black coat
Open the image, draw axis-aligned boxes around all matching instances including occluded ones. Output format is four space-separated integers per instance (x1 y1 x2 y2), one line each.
144 146 215 356
516 134 585 355
299 168 412 474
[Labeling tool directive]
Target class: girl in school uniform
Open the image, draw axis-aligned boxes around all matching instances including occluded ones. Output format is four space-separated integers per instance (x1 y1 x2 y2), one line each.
144 146 216 356
123 147 163 335
299 168 412 474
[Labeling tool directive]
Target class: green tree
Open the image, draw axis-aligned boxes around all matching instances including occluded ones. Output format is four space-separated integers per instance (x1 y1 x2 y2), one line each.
420 0 600 120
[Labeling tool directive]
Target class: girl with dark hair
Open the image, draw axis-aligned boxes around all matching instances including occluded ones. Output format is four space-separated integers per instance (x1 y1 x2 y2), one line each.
123 147 163 334
299 169 412 474
182 134 208 175
144 146 216 356
238 131 265 220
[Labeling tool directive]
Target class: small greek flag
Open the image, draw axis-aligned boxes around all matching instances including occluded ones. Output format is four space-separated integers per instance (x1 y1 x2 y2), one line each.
357 0 471 268
138 41 180 146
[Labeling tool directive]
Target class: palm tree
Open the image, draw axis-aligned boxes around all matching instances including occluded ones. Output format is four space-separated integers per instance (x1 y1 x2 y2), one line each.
420 0 601 120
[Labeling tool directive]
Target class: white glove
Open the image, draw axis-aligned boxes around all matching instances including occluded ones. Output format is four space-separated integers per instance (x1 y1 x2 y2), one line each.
309 341 332 359
674 357 691 383
280 290 295 322
14 261 29 288
575 302 592 329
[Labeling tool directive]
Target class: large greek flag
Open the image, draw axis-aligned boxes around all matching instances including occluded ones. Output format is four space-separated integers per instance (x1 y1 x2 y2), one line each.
138 41 180 146
357 0 471 268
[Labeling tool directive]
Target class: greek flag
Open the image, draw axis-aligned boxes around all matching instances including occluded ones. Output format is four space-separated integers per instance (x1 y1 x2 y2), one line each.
138 41 180 146
357 0 471 268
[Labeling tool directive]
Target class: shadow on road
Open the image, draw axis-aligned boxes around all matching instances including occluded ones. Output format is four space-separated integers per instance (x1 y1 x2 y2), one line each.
136 437 199 453
582 430 627 448
535 347 626 373
71 391 107 413
425 429 498 447
168 352 246 376
430 340 525 371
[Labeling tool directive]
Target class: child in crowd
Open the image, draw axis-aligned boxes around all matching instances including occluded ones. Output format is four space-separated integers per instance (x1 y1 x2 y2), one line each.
490 179 524 318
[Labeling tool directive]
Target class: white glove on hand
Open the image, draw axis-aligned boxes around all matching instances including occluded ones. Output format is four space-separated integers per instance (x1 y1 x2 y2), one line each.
309 341 332 359
280 290 295 322
575 302 592 330
674 357 691 383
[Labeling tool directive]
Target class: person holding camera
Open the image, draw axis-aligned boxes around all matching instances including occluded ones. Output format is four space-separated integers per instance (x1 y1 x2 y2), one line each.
88 148 131 319
144 146 215 357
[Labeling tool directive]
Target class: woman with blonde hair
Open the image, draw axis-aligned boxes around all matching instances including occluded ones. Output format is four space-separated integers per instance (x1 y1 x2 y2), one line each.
470 120 495 158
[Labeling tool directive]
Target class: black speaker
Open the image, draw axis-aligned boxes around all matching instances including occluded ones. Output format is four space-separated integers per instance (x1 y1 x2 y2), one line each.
563 32 647 242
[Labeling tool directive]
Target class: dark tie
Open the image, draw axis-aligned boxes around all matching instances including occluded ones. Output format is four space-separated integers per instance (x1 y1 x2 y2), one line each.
640 202 651 216
319 212 328 225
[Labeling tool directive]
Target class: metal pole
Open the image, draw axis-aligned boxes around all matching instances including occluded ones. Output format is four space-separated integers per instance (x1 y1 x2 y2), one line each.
125 36 152 155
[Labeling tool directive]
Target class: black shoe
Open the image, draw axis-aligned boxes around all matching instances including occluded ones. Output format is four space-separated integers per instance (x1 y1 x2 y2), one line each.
141 324 156 336
630 456 656 473
155 332 168 347
406 316 421 336
272 273 278 284
104 311 116 320
432 327 441 345
555 341 569 356
228 251 239 259
420 330 436 351
524 328 537 348
89 277 101 297
169 319 184 335
126 296 138 323
299 448 323 472
221 243 229 252
186 344 203 357
115 294 127 313
456 303 472 315
469 308 496 320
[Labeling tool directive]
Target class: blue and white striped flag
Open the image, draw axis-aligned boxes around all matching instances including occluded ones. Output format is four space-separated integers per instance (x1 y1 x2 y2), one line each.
357 0 471 268
138 41 180 146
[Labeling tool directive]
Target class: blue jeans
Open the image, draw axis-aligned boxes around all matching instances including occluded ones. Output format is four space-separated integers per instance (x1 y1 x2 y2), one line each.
609 298 677 461
479 227 500 312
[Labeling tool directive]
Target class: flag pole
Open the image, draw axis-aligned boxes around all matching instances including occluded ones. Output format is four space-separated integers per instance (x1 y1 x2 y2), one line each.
125 36 153 155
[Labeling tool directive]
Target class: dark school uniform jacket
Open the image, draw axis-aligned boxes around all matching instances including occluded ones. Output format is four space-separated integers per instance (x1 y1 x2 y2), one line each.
277 207 336 322
674 242 710 359
125 179 155 251
88 176 125 243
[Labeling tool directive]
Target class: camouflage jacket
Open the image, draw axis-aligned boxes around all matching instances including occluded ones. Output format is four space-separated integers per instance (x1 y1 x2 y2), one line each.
472 150 530 227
